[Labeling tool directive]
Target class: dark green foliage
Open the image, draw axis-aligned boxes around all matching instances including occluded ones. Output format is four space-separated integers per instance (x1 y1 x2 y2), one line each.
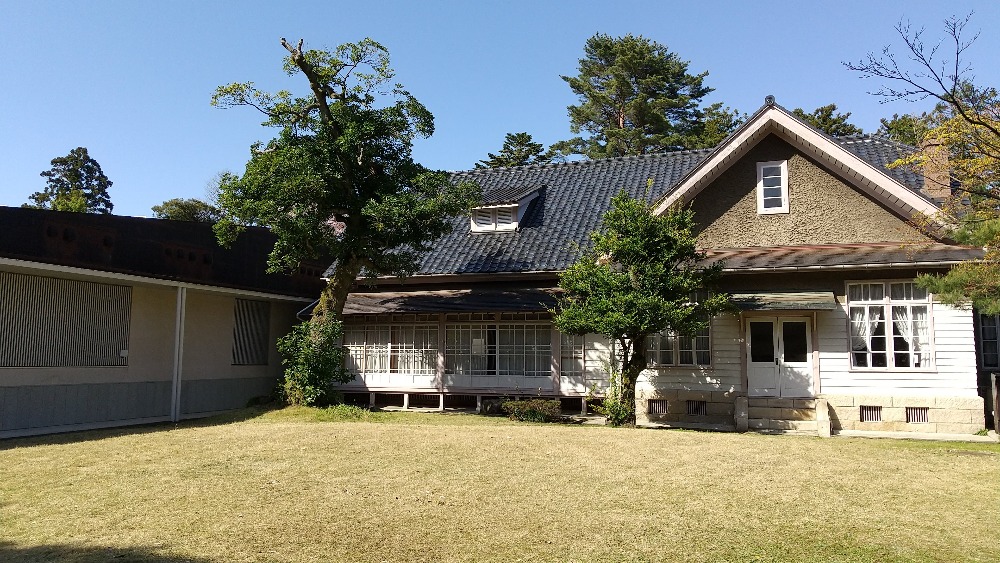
212 38 482 320
151 198 221 222
553 191 730 425
555 33 742 158
476 132 553 168
877 113 933 146
501 399 564 422
276 319 350 406
25 147 113 213
791 104 864 137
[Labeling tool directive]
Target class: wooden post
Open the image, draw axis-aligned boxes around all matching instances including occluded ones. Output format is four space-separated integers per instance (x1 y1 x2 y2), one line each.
369 392 375 408
403 393 409 410
438 393 445 412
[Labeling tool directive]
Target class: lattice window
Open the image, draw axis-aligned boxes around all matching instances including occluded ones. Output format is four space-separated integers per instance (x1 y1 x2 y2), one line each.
447 323 550 377
0 272 131 367
232 299 270 365
978 313 1000 368
346 324 438 376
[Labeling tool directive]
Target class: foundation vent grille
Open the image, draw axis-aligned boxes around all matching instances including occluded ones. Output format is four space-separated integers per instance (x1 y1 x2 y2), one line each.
686 400 708 416
647 399 669 415
906 406 929 423
859 405 882 423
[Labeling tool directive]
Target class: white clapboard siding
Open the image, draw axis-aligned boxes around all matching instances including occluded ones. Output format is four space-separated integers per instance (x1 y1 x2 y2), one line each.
640 315 740 393
560 334 612 394
820 301 979 396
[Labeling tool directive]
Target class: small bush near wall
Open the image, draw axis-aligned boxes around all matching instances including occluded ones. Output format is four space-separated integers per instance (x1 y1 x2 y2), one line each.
501 399 564 423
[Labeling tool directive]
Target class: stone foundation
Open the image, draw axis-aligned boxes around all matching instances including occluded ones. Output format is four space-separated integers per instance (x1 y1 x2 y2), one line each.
637 389 735 427
823 394 985 434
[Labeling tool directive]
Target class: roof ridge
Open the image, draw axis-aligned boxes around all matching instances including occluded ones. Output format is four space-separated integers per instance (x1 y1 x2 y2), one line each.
452 147 715 177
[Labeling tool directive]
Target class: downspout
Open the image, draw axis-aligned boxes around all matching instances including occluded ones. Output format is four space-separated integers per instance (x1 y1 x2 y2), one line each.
170 286 187 422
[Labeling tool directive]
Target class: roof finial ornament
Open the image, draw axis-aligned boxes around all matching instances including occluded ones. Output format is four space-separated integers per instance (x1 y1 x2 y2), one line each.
765 95 776 106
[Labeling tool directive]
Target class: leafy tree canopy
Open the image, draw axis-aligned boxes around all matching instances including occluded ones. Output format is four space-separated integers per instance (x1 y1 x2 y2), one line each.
151 198 222 223
212 38 481 321
212 38 481 403
552 191 730 425
847 15 1000 313
476 132 553 168
553 33 743 159
791 104 864 137
25 147 113 214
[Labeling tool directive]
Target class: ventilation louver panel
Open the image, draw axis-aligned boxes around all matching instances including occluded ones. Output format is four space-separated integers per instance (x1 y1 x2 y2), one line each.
473 209 494 229
905 406 929 423
647 399 669 415
232 299 270 365
686 400 708 416
495 207 515 227
0 272 131 367
859 405 882 422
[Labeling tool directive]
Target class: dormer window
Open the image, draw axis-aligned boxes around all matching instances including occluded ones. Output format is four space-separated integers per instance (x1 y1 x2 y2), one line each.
472 206 517 232
470 187 540 233
756 160 788 214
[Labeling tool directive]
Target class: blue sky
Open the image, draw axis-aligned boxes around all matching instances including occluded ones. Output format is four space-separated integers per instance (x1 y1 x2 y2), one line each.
2 0 998 217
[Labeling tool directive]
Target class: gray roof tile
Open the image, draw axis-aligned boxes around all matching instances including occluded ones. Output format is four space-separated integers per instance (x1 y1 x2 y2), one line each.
345 134 940 278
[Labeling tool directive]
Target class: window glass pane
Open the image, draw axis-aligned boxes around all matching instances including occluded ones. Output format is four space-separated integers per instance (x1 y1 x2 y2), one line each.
890 283 906 300
762 176 782 188
870 284 884 301
911 286 927 300
782 321 808 363
848 284 863 302
763 198 782 209
749 321 774 363
763 187 782 198
762 166 781 177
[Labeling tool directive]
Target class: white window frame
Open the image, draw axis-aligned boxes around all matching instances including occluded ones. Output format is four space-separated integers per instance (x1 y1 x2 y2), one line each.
978 313 1000 369
343 324 439 377
846 281 934 371
756 160 789 214
470 205 518 232
445 322 551 377
646 324 711 368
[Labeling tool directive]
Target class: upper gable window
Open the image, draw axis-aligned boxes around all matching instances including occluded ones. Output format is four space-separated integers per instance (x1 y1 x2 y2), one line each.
756 160 788 214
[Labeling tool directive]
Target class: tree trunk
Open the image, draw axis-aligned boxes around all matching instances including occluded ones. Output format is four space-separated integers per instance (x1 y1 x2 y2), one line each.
616 336 648 426
313 257 362 322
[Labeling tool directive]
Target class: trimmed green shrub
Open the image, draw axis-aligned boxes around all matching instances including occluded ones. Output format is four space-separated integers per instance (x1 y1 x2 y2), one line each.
501 398 564 423
276 319 349 406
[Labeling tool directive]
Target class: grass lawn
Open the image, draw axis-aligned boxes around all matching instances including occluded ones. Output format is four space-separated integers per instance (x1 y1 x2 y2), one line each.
1 407 998 563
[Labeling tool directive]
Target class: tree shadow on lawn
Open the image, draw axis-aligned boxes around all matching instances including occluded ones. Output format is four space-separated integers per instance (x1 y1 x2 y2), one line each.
0 541 214 563
0 405 278 452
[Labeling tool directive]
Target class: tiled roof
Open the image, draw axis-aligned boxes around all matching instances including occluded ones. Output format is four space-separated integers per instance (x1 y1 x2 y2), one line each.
832 136 928 198
481 184 542 205
418 149 713 274
706 243 982 271
413 134 936 276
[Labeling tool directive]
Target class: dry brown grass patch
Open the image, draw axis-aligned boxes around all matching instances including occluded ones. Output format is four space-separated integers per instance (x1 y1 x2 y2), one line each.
1 408 997 562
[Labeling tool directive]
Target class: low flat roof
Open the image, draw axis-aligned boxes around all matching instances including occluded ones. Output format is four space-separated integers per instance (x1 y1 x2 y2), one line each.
730 291 838 311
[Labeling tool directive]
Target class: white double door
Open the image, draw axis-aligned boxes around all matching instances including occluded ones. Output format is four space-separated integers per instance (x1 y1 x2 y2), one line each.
746 316 813 398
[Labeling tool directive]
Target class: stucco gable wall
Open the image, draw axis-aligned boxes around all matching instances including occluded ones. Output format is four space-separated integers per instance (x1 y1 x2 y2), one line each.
690 135 932 248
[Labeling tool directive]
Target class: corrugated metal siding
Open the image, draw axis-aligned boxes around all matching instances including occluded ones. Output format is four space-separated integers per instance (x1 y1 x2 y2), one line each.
232 299 270 365
0 272 130 367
